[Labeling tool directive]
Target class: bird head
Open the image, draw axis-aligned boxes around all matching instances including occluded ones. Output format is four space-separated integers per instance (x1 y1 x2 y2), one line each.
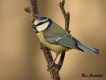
33 17 53 33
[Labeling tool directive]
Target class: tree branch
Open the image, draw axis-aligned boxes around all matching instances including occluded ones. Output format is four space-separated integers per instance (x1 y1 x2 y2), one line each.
25 0 60 80
57 0 70 71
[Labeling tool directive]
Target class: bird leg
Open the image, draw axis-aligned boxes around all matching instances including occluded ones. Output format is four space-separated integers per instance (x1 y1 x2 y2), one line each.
57 52 65 71
47 53 60 71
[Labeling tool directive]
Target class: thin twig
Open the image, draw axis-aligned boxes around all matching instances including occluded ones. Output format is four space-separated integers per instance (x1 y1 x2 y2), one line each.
58 0 70 71
59 0 70 32
25 0 60 80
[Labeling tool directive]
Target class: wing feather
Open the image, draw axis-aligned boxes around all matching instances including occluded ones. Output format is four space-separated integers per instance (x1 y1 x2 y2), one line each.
44 23 83 51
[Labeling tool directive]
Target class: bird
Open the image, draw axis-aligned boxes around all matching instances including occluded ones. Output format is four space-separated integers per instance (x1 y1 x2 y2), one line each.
32 17 99 70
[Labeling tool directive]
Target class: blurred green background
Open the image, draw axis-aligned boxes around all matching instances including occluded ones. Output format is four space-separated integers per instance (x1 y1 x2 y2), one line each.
0 0 106 80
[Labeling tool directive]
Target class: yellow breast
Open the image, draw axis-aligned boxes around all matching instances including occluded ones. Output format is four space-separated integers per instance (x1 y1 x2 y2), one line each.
36 32 69 53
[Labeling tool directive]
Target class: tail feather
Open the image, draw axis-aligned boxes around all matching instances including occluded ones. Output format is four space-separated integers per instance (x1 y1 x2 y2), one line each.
78 43 99 54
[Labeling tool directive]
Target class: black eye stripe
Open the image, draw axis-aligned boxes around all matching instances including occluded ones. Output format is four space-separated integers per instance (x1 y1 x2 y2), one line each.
35 21 48 26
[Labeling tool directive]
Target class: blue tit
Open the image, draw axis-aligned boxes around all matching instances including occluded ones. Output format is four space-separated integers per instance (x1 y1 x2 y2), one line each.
32 17 99 69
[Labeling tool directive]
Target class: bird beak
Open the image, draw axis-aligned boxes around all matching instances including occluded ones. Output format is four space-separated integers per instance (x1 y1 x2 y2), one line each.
32 24 36 28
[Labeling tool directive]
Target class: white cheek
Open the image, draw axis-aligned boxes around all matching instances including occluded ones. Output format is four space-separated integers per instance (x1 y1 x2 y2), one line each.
36 22 49 32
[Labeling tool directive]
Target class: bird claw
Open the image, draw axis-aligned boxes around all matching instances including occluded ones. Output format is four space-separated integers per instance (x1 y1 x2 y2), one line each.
40 43 45 49
47 61 55 70
47 61 61 72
